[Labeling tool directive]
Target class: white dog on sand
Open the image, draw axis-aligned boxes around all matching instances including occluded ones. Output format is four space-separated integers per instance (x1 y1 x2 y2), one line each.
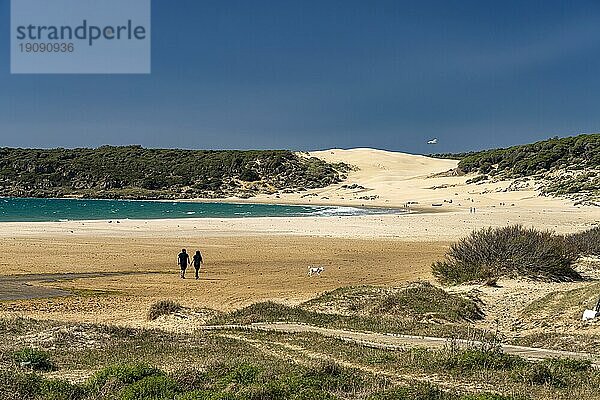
308 266 325 276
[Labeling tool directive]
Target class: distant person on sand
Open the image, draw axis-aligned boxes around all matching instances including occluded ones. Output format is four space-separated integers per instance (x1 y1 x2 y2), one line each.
178 249 190 279
193 250 203 280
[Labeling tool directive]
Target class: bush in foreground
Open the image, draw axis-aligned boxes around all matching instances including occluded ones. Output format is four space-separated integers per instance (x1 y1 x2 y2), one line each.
432 226 580 284
41 379 86 400
565 226 600 257
2 354 593 400
147 300 182 321
120 375 179 400
87 363 163 393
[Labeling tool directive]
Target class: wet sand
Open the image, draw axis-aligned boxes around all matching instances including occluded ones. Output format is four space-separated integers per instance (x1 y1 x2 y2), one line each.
0 272 150 300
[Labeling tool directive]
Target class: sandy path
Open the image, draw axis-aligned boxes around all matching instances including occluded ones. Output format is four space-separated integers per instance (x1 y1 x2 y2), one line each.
204 323 600 363
218 332 482 392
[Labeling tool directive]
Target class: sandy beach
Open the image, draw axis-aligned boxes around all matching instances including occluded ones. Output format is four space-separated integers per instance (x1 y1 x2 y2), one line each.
0 235 447 325
1 149 599 326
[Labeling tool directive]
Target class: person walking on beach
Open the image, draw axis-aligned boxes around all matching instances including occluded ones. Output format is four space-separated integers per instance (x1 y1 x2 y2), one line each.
178 249 190 279
193 250 203 280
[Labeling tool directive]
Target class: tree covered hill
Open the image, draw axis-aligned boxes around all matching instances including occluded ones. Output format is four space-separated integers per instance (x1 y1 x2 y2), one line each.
0 146 349 199
432 134 600 200
432 134 600 176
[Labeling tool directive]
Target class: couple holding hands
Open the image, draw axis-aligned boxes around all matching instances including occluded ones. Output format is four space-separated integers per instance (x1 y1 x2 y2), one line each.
177 249 203 279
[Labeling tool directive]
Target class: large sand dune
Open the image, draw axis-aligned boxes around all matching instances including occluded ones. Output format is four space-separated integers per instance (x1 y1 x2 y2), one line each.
236 148 587 213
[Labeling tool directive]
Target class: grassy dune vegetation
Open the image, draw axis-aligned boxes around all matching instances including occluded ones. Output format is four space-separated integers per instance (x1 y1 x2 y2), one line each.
1 316 600 400
147 300 183 321
301 283 484 322
456 134 600 177
0 146 348 199
566 227 600 257
210 282 487 339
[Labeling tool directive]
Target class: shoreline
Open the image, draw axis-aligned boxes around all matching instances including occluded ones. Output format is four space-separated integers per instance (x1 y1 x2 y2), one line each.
1 194 413 210
0 207 596 241
0 197 415 224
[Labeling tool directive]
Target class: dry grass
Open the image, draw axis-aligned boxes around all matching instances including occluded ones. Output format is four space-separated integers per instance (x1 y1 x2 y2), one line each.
566 226 600 257
147 300 182 321
302 282 484 322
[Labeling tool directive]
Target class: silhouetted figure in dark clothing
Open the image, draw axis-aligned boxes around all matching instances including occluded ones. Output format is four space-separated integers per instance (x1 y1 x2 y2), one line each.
178 249 190 279
193 250 203 280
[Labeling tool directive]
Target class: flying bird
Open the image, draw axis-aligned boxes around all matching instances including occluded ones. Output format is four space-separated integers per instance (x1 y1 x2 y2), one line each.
427 138 438 145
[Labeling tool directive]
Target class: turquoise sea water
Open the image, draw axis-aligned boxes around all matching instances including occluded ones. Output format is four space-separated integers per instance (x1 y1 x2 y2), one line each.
0 198 399 222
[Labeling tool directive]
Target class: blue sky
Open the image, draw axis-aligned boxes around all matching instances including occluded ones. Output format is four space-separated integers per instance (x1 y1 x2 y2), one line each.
1 0 600 153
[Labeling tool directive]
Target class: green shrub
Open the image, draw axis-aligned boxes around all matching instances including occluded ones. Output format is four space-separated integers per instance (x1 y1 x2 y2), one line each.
13 347 54 371
544 357 592 372
237 382 289 400
292 388 338 400
148 300 182 321
217 363 260 387
120 375 180 400
0 370 43 400
432 226 580 284
372 385 524 400
515 357 592 389
444 348 523 372
460 394 525 400
519 362 565 387
87 363 163 392
239 169 261 182
369 383 453 399
465 175 489 184
176 391 237 400
170 368 209 392
230 365 260 386
41 379 87 400
301 361 364 394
